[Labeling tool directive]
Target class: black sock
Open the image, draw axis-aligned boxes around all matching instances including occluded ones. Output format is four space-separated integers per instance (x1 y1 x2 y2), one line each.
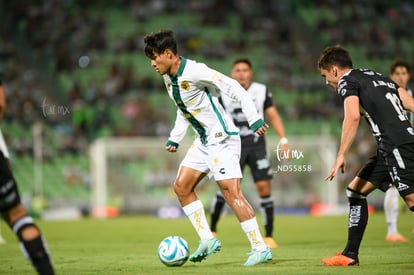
210 194 225 232
343 193 368 261
260 197 274 237
12 216 55 275
23 235 55 275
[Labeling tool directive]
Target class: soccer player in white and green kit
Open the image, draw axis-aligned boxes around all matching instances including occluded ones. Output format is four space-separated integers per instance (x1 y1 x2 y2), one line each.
144 29 272 266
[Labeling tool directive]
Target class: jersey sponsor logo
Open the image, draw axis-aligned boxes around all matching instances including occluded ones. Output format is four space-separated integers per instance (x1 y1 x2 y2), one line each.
181 81 190 91
190 109 201 116
396 182 409 192
338 81 347 91
338 81 348 96
219 168 226 174
349 205 361 228
214 132 223 138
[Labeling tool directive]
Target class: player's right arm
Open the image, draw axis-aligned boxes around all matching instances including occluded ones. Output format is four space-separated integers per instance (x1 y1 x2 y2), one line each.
166 109 190 152
326 95 360 181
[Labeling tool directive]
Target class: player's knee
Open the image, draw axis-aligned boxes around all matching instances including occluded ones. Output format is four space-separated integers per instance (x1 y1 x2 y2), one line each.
12 216 40 242
346 187 366 199
173 182 190 198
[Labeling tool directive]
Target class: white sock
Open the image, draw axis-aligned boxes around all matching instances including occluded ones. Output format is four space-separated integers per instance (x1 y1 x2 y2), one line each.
384 187 399 235
183 200 214 241
240 217 267 252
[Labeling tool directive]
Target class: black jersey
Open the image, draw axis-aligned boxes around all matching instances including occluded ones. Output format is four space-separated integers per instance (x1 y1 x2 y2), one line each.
219 82 273 148
338 69 414 154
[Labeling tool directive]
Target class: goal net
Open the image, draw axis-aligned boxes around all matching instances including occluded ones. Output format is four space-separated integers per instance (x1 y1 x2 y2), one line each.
89 135 344 218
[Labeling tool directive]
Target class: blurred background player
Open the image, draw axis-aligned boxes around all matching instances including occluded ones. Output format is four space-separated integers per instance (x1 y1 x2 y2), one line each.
0 79 55 274
383 60 412 242
209 58 288 249
144 30 272 266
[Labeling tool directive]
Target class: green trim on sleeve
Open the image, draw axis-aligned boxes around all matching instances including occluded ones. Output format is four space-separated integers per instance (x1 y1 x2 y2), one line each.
250 119 266 132
165 140 179 148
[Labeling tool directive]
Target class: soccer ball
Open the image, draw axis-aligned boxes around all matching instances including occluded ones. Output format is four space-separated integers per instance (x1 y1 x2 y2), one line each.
157 236 190 267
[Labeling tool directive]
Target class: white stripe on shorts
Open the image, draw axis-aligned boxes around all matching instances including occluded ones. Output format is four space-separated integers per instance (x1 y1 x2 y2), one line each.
392 148 405 169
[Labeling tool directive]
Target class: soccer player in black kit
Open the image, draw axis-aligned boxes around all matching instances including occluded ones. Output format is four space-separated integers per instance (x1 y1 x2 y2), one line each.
317 45 414 266
209 58 288 249
0 79 55 274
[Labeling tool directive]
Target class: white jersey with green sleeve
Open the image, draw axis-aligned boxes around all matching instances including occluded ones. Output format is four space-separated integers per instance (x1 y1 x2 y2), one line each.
163 57 264 145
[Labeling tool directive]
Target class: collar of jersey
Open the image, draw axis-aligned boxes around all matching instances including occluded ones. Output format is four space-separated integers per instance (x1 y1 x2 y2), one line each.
169 56 186 81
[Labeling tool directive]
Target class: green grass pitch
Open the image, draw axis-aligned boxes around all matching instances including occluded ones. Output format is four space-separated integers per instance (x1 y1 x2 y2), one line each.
0 212 412 274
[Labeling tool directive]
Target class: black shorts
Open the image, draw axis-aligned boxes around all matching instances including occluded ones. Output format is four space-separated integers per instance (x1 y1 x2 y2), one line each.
0 151 21 212
240 145 273 182
357 144 414 196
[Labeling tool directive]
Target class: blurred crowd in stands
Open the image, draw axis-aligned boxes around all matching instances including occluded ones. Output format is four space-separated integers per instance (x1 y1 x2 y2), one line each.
0 0 413 161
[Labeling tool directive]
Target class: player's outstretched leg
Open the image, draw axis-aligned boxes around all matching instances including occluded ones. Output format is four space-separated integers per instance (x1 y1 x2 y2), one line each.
182 200 221 262
189 237 222 262
243 247 272 266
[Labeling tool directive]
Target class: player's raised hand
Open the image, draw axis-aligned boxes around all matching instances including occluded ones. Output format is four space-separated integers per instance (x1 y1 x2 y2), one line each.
325 155 346 181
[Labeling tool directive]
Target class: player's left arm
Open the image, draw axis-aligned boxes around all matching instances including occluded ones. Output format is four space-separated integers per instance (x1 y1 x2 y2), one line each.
398 87 414 113
266 105 287 140
199 65 268 135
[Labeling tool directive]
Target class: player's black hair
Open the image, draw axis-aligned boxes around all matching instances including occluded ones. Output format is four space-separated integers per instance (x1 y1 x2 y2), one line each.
144 29 178 59
317 45 353 71
389 60 411 74
233 58 252 69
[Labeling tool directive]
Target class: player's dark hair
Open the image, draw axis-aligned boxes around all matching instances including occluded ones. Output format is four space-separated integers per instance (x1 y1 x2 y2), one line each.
317 45 353 71
144 29 178 59
389 60 411 74
233 58 252 69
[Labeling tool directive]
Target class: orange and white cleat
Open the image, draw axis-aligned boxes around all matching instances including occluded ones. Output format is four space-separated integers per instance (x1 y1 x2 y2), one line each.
386 233 408 242
322 252 359 266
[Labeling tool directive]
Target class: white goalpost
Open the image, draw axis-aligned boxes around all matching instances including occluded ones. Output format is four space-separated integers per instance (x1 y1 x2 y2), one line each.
89 135 344 218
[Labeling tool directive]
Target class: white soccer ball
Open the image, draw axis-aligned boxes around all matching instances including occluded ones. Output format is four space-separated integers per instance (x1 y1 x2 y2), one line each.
157 236 190 267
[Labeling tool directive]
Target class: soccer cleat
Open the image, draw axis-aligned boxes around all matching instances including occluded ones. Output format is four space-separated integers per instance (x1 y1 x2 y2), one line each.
386 233 408 242
189 238 221 262
264 237 278 249
322 252 359 266
243 248 272 266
